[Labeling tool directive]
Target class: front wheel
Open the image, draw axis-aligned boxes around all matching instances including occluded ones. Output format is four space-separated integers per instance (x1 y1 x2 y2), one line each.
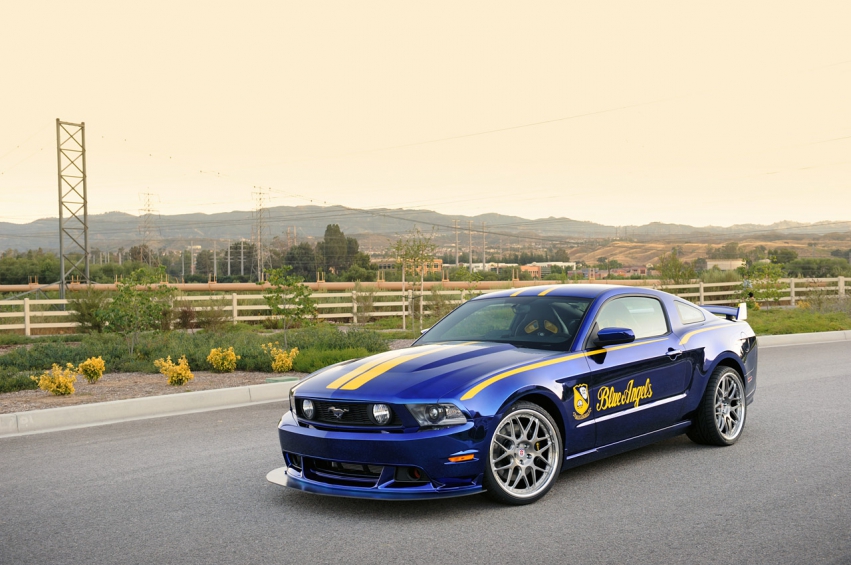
483 401 563 505
688 366 747 446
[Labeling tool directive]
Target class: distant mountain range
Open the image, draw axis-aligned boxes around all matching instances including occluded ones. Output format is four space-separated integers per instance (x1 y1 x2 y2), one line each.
2 205 849 252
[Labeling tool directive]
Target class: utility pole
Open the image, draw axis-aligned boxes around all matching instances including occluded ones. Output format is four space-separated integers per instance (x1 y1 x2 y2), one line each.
190 241 196 275
482 221 486 270
240 240 244 276
138 193 157 265
227 240 231 276
213 241 217 280
453 220 460 265
56 119 89 300
252 189 270 281
468 221 473 269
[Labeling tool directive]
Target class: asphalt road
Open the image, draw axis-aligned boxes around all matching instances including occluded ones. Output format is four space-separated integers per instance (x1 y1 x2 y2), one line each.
2 342 849 565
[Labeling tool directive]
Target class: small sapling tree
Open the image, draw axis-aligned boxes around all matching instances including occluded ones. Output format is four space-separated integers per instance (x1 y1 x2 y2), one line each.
262 266 317 349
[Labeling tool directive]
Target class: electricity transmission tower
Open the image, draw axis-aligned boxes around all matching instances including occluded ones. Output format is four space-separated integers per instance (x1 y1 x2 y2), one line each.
56 119 89 299
251 189 271 281
138 192 158 265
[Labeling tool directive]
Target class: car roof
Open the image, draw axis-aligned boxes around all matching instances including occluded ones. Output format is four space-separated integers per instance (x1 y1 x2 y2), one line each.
473 284 661 301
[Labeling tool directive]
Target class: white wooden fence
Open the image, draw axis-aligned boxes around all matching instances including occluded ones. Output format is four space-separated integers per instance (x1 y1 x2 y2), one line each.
1 278 846 336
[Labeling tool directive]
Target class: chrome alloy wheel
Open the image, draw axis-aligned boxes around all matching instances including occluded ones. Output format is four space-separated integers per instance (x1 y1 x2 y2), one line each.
490 409 560 499
714 372 744 441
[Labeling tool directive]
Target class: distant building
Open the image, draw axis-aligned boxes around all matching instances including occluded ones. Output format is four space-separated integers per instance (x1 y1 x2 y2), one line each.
372 258 443 275
706 260 745 271
528 261 577 276
521 265 541 279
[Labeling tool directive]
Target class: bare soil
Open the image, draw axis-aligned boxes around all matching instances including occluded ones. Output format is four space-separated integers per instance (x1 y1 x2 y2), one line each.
0 371 305 415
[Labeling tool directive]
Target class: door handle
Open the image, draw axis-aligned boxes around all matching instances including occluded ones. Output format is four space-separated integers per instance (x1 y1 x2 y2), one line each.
666 348 683 360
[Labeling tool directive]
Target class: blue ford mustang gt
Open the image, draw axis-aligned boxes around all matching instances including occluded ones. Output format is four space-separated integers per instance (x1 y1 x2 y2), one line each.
267 284 757 505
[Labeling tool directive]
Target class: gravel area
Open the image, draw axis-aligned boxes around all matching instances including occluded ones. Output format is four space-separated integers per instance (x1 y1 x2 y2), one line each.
0 371 304 415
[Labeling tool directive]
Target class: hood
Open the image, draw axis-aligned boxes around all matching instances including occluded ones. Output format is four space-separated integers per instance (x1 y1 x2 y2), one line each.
293 342 558 403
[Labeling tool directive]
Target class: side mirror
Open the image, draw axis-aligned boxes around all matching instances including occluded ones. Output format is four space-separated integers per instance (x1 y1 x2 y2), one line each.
595 327 635 347
420 327 430 335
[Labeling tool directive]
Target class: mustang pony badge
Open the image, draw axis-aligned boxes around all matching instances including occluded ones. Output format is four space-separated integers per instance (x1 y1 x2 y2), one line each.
573 384 591 420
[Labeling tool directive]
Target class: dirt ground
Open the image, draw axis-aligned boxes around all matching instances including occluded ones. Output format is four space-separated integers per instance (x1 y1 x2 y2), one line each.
0 370 304 415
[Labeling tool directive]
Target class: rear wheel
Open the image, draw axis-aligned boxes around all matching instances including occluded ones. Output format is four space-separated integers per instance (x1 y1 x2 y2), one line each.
688 366 746 446
483 401 562 505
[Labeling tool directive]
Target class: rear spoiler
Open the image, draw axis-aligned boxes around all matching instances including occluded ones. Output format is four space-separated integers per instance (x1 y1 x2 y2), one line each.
702 303 748 321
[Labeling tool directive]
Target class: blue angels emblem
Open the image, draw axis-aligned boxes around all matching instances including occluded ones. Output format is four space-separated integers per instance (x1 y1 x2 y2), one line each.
573 384 591 420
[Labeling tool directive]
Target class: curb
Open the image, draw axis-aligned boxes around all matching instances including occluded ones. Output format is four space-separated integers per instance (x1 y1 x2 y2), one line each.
0 380 297 439
757 330 851 347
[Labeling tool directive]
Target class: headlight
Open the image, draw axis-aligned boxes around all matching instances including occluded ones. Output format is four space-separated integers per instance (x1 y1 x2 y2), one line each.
371 403 391 425
302 399 315 419
407 403 467 428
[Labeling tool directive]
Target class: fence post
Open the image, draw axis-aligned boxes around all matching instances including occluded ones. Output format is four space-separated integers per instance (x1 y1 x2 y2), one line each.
789 279 796 307
23 297 31 337
231 293 238 325
401 288 406 331
698 282 705 304
839 276 846 297
352 289 358 325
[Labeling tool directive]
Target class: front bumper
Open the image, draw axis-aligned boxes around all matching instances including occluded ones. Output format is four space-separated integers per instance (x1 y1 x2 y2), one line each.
270 411 488 500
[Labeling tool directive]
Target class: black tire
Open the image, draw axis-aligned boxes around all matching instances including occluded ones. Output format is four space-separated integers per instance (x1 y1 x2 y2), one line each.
483 401 563 505
687 366 747 446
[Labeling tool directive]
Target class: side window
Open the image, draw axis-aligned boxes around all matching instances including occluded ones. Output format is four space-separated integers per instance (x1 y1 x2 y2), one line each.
675 301 705 324
595 297 668 340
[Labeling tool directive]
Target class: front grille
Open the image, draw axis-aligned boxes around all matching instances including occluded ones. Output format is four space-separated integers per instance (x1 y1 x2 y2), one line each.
297 400 402 426
306 458 384 487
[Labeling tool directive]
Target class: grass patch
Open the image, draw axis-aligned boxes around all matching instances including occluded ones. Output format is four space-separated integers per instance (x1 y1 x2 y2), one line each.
748 308 851 335
292 348 371 373
0 334 80 346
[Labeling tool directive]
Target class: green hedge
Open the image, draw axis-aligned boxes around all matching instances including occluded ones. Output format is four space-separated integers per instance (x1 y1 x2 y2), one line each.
0 325 388 377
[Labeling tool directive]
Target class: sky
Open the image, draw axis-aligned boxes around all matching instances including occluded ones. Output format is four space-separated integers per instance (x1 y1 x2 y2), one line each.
1 1 850 229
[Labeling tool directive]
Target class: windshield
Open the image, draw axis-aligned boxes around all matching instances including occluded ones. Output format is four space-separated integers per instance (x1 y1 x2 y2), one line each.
417 295 592 351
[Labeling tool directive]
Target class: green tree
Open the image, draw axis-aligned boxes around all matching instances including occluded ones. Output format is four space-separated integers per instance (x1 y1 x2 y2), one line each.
742 263 783 307
768 248 798 265
262 266 317 349
101 267 175 354
656 250 696 286
316 224 349 274
283 242 317 280
390 228 438 330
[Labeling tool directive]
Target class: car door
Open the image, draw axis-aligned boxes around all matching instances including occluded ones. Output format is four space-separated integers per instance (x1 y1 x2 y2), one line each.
582 296 691 447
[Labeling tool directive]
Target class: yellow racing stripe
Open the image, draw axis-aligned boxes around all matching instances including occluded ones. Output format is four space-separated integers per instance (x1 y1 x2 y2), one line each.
339 342 476 391
538 286 558 296
679 324 727 345
325 347 440 390
460 338 666 400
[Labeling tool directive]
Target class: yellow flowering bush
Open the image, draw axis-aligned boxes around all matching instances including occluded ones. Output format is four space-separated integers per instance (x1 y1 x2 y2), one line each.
31 363 77 395
206 347 240 372
154 355 195 386
77 356 106 383
261 342 299 372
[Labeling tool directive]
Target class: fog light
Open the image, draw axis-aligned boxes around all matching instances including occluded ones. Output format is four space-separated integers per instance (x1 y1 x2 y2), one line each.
302 399 315 419
372 403 391 425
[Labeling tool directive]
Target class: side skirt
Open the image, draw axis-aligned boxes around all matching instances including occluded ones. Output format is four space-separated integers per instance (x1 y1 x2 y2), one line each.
561 420 692 471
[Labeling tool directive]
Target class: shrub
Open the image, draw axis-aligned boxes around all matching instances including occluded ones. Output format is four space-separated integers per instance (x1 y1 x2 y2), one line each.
154 355 194 386
77 356 106 383
195 297 230 332
0 368 37 394
207 347 240 372
292 347 370 373
31 363 77 395
68 288 110 333
261 342 299 372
